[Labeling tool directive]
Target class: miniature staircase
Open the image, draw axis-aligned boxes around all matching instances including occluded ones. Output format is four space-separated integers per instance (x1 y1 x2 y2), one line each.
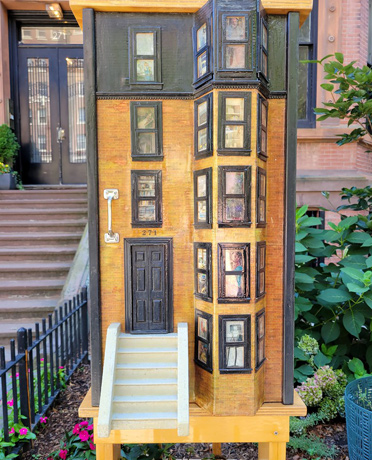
98 323 189 438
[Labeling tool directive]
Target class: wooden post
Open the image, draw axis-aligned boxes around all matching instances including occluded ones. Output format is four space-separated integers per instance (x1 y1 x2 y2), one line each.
96 443 121 460
212 443 222 457
258 442 287 460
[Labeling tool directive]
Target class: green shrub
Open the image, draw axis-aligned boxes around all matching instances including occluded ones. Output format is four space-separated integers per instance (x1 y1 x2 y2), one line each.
0 124 19 165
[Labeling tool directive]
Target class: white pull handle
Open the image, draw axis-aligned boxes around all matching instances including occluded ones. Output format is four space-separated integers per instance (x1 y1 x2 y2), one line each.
103 189 119 243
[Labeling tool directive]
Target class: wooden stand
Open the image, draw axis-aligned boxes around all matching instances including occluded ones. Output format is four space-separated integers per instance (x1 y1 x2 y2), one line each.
79 389 306 460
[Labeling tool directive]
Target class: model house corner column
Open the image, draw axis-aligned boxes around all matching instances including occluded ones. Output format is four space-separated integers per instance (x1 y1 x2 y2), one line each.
0 3 10 125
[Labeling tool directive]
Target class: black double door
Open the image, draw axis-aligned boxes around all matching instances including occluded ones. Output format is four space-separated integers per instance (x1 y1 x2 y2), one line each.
125 239 173 334
18 47 86 185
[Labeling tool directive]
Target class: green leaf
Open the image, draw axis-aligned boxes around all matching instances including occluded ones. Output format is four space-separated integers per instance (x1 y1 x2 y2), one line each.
295 272 314 284
362 237 372 247
314 351 332 368
338 215 358 229
299 217 323 227
296 364 314 376
321 83 335 92
347 283 369 294
366 256 372 268
348 357 366 375
301 237 324 249
296 230 309 241
347 232 371 244
364 291 372 308
317 288 352 304
335 52 344 64
295 296 313 312
321 322 341 344
340 267 365 282
295 254 315 264
343 311 365 337
294 347 308 360
366 344 372 373
295 242 307 252
340 255 367 270
296 205 308 219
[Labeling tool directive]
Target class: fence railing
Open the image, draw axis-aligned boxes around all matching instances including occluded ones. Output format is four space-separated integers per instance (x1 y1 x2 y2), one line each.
0 287 89 448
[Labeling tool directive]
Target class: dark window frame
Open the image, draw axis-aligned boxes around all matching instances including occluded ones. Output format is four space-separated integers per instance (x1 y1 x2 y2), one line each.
194 167 213 229
258 18 268 81
129 27 163 89
217 242 250 303
256 308 266 370
194 309 213 373
298 0 318 128
219 314 252 374
257 94 268 161
131 170 162 228
218 165 251 228
130 101 163 161
194 242 213 302
194 93 213 159
193 20 212 88
256 167 267 227
256 241 266 299
218 12 254 76
218 92 251 156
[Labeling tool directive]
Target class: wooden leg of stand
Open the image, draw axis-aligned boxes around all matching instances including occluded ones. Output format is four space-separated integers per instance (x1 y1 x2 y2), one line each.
258 442 286 460
212 443 222 456
96 443 121 460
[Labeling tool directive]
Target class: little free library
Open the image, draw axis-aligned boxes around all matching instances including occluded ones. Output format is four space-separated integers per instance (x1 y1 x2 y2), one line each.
71 0 311 459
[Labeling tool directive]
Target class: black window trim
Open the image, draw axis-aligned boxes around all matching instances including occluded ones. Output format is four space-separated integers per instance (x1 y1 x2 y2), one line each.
256 241 266 299
218 165 251 228
130 101 163 161
194 93 213 159
194 242 213 302
218 92 251 156
258 17 268 82
194 309 213 373
129 26 163 90
256 167 267 227
256 308 266 370
193 20 213 88
194 167 213 229
131 170 162 228
257 94 268 161
219 314 252 374
217 242 251 304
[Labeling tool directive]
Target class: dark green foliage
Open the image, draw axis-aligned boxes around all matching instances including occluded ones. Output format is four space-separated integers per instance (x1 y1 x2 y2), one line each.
288 434 337 459
0 124 19 165
121 444 175 460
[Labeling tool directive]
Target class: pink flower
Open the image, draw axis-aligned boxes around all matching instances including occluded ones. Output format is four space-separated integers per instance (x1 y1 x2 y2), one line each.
79 420 88 427
59 366 64 370
79 430 89 442
40 416 47 424
90 433 94 440
15 373 19 378
9 427 15 435
89 443 96 450
59 449 68 459
19 428 28 435
87 424 93 430
7 400 13 407
72 424 80 435
40 358 44 362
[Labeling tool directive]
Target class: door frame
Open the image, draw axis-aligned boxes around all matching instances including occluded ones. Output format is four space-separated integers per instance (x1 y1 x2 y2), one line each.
124 238 174 334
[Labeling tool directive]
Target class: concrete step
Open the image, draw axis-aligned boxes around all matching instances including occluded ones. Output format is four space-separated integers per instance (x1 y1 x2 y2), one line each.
0 298 58 319
116 348 178 364
0 233 82 247
0 246 77 262
0 262 71 279
0 279 65 298
0 208 87 221
0 319 47 346
0 220 87 233
0 189 87 201
114 379 177 397
0 199 87 209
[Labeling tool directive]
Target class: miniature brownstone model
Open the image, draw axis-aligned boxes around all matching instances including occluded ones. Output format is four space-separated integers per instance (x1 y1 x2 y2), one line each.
72 0 311 458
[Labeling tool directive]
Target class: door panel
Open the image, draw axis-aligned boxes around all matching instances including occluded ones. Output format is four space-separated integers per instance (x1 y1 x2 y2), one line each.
126 239 173 334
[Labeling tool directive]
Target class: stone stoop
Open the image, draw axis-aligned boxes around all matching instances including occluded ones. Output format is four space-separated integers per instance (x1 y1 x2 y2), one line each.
0 188 87 349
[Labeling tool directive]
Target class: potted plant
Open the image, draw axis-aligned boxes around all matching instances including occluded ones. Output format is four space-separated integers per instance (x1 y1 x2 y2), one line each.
0 124 20 190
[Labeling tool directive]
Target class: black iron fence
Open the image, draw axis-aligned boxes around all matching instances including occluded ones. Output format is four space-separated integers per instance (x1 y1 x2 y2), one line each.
0 287 88 448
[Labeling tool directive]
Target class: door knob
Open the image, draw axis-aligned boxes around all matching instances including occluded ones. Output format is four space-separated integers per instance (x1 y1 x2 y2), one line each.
57 126 66 143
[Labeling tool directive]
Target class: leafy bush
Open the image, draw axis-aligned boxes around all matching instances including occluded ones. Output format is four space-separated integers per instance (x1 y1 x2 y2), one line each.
0 125 19 166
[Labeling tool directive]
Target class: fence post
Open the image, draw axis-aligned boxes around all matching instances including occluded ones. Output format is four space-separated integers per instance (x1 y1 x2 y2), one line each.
18 328 31 429
81 287 89 364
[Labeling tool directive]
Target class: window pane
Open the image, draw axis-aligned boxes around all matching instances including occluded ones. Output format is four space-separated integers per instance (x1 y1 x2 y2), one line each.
137 107 155 129
225 171 244 194
137 132 156 154
225 275 245 297
260 173 266 196
259 272 265 293
225 45 246 68
258 315 265 338
261 102 267 128
225 198 245 221
225 16 246 40
198 101 208 126
136 33 154 55
261 130 267 153
226 98 245 121
262 52 268 76
197 24 207 51
226 321 244 342
225 125 244 148
197 340 208 364
262 24 268 49
136 59 155 81
226 346 244 368
258 341 265 363
197 201 207 222
259 199 265 223
299 15 311 42
138 175 155 197
259 246 265 269
225 249 244 271
197 52 207 78
198 128 208 152
298 46 309 120
197 174 207 197
138 200 156 221
20 27 83 45
198 316 208 339
197 248 207 269
197 273 208 295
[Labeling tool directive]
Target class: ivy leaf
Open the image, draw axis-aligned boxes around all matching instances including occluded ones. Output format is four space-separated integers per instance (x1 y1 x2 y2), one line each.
343 311 364 337
317 288 352 304
321 322 341 344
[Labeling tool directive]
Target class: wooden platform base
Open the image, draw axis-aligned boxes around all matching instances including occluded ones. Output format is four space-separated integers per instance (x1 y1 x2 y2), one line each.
79 389 306 460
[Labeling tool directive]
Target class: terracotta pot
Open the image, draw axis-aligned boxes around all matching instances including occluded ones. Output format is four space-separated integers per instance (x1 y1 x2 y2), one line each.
0 172 16 190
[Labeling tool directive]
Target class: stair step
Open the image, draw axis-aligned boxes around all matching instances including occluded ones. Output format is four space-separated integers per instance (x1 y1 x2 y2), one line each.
0 320 45 346
0 299 58 319
0 233 81 247
0 279 64 298
113 398 177 413
114 395 177 402
117 348 178 364
0 209 87 221
0 220 87 233
111 417 177 430
0 199 87 208
0 189 87 200
117 363 177 369
0 247 77 262
112 412 177 421
0 262 71 279
115 378 177 386
118 334 178 349
116 366 177 380
114 380 177 397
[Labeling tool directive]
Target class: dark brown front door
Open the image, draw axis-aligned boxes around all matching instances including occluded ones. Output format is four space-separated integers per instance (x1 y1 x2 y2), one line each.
125 238 173 333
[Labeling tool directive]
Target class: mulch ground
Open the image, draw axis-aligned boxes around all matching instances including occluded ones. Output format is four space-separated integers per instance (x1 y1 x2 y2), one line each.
20 363 349 460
